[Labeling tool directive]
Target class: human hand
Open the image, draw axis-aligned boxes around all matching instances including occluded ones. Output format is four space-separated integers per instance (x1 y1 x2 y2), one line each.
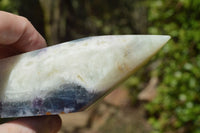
0 11 46 58
0 11 61 133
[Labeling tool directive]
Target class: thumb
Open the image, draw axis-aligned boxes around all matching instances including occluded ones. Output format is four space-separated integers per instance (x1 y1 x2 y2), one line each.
0 115 62 133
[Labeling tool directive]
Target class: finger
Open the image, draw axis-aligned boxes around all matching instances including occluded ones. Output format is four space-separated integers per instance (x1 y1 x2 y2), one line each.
0 46 19 59
0 11 46 53
0 115 62 133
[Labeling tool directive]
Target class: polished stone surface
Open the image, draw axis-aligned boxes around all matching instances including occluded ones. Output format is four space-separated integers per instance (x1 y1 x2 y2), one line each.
0 35 170 118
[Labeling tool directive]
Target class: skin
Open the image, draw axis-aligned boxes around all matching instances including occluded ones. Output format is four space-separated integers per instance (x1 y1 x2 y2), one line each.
0 11 62 133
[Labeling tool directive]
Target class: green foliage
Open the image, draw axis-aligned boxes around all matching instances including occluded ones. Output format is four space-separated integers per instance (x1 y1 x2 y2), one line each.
0 0 19 13
145 0 200 132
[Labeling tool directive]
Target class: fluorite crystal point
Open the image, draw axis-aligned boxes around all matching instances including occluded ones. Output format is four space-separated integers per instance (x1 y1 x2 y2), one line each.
0 35 170 118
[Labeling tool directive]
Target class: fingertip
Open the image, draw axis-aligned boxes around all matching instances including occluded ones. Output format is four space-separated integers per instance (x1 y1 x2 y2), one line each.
0 11 47 53
20 29 47 51
13 17 47 52
0 115 62 133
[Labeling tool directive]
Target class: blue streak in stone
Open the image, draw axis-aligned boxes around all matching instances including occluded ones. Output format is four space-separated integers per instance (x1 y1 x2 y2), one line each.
0 84 99 118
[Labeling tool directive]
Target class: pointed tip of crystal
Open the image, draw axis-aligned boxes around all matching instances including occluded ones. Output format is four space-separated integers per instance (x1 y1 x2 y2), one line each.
149 35 170 50
91 35 170 91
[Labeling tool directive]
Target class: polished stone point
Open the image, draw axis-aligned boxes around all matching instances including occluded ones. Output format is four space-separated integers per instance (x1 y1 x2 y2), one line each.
0 35 170 118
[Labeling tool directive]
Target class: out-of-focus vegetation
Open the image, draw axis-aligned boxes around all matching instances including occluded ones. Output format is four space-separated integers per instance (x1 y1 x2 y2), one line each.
1 0 147 44
0 0 18 12
0 0 200 132
127 0 200 132
145 0 200 132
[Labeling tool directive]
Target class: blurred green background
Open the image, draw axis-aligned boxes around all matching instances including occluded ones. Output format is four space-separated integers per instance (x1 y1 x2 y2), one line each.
0 0 200 133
